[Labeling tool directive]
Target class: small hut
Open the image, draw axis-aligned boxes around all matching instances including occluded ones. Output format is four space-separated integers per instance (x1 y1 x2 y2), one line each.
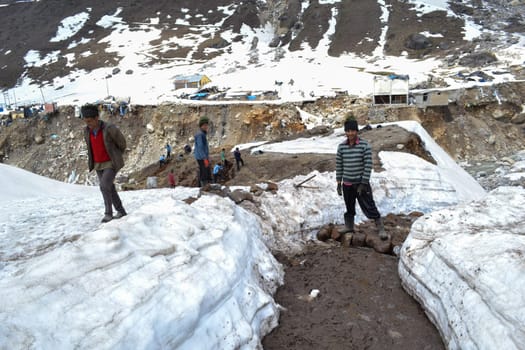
410 88 452 108
373 74 409 105
173 74 211 90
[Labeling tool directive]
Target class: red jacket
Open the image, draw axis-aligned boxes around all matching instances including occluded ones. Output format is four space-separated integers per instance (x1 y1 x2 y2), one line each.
168 172 176 186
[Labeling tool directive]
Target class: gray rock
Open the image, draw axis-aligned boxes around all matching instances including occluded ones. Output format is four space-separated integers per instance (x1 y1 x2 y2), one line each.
228 189 254 204
405 34 432 50
511 113 525 124
459 51 497 67
146 176 157 189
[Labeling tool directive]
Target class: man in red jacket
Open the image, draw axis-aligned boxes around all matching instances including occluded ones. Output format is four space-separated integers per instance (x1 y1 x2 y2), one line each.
82 104 127 223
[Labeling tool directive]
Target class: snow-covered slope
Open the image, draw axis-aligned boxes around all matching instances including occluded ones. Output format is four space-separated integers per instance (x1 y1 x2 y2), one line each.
0 0 523 105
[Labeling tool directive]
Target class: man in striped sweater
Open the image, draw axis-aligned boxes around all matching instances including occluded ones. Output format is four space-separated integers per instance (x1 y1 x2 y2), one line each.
336 118 387 240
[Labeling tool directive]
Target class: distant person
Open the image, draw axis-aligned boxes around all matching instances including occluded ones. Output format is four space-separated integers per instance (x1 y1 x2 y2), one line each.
82 104 127 223
213 163 223 183
194 116 211 187
220 148 226 166
167 169 176 188
233 147 244 171
159 154 166 168
336 117 386 240
166 143 172 159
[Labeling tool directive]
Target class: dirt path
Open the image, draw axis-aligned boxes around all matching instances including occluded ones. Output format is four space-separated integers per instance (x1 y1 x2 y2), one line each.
262 241 444 349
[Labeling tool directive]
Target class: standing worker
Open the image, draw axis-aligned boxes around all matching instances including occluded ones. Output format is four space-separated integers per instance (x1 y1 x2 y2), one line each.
336 117 386 240
233 147 244 171
194 116 211 187
82 104 127 223
167 169 176 188
166 143 172 159
220 148 226 166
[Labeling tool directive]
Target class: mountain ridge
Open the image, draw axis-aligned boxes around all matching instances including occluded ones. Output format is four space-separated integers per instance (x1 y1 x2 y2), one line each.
0 0 524 100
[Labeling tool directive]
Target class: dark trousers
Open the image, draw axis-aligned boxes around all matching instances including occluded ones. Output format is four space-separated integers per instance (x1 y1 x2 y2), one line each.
197 159 211 187
96 168 125 216
342 183 380 219
235 158 244 171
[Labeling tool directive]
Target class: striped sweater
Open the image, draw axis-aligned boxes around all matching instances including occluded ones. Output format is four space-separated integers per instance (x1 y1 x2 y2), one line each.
336 137 373 184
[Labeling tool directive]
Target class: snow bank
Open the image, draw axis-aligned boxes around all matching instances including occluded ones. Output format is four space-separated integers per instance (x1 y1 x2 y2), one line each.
255 150 483 252
0 163 97 202
0 177 283 349
399 186 525 349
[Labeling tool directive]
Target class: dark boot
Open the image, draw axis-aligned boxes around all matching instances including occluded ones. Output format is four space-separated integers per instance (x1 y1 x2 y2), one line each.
344 213 354 232
375 217 387 240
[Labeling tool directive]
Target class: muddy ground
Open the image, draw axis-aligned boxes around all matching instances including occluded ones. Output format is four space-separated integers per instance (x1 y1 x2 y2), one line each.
262 215 444 350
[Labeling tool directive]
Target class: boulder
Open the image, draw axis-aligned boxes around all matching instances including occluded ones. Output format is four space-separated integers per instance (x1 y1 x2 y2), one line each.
351 232 366 246
405 34 432 50
511 113 525 124
330 225 341 241
459 51 497 67
34 135 44 144
228 189 254 204
365 234 392 254
316 225 331 241
266 181 279 192
146 176 157 189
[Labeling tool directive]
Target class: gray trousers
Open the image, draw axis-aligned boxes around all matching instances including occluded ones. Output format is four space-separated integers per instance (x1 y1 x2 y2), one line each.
96 168 124 215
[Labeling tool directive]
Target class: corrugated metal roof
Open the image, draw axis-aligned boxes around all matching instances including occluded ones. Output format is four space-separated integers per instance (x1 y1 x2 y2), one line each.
174 74 205 82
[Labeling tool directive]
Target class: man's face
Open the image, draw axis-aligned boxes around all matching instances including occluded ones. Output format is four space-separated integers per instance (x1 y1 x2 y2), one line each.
201 123 209 132
84 116 99 130
345 129 358 142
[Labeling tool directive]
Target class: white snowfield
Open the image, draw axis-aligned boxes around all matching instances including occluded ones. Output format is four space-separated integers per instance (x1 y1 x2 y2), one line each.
0 119 524 349
399 186 525 350
0 169 283 349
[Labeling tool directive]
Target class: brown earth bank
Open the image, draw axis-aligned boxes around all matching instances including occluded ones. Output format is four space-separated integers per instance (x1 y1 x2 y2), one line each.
2 81 524 187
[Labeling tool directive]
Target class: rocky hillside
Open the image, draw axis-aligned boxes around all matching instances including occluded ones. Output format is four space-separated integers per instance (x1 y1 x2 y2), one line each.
0 0 524 91
1 81 524 188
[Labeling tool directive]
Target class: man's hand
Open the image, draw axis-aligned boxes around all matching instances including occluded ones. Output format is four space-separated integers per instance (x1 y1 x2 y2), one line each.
337 183 342 196
357 183 367 196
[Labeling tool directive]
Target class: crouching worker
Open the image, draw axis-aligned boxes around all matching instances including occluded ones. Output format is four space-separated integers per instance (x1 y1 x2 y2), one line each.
336 117 386 240
82 104 127 223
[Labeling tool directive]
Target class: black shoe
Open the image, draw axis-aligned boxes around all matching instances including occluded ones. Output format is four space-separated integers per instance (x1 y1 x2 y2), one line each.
114 211 127 219
101 214 113 223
